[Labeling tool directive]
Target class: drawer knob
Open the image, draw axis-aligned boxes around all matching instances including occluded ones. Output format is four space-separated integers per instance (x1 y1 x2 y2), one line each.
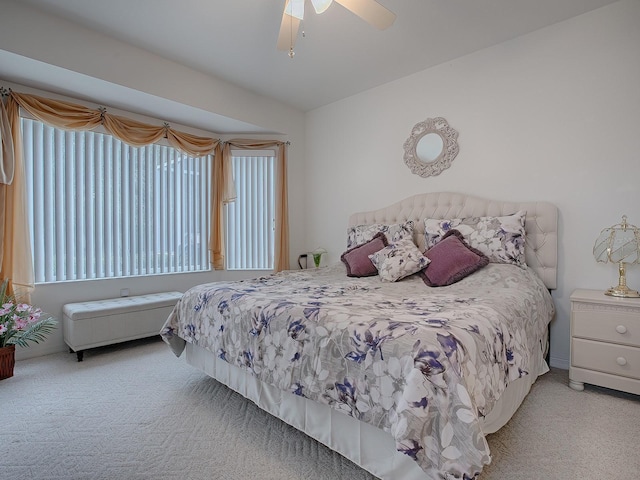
616 357 627 366
615 325 627 334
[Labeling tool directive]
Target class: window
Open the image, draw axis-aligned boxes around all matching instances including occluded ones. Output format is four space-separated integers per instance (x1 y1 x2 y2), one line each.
225 153 276 270
22 118 211 283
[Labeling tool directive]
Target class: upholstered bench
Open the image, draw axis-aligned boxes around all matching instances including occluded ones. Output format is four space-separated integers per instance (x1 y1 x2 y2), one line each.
62 291 182 361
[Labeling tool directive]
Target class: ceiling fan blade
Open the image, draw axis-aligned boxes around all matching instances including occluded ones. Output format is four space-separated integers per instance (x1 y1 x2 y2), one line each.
311 0 333 14
335 0 396 30
277 12 301 51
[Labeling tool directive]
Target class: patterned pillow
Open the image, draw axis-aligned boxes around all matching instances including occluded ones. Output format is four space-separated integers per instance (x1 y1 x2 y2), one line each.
346 220 414 249
340 232 388 277
368 238 430 282
424 211 527 266
420 229 489 287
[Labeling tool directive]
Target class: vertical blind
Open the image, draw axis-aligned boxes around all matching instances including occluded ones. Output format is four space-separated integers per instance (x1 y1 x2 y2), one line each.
22 118 211 283
225 154 275 270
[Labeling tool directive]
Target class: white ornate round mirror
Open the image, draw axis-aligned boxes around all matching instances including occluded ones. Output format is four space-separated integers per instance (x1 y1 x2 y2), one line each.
403 117 459 177
415 133 444 162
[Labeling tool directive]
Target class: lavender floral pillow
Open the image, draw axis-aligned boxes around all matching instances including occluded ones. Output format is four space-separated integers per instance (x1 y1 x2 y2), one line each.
424 211 527 267
346 220 414 249
368 238 430 282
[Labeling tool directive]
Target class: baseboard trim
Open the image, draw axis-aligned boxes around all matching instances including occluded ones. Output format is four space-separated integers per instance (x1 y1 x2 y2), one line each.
549 355 569 370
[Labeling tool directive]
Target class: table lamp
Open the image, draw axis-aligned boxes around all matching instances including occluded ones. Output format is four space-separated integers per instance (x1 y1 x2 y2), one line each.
593 215 640 297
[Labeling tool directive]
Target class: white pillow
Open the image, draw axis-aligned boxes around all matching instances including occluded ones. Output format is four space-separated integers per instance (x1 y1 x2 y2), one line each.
346 220 414 249
424 211 527 266
368 238 430 282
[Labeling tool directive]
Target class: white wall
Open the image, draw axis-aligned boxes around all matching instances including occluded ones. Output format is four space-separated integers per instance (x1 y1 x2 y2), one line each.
0 1 308 360
304 0 640 369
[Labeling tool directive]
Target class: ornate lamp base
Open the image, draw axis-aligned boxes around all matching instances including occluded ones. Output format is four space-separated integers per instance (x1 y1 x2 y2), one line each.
604 262 640 298
605 285 640 298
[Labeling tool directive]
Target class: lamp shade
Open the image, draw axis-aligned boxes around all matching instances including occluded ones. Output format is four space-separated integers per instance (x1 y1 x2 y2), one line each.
593 216 640 264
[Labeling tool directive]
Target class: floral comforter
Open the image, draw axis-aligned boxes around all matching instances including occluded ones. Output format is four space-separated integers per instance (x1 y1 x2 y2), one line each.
161 263 554 479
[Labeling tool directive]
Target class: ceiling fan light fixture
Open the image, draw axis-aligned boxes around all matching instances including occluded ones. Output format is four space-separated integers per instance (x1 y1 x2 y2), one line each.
284 0 305 20
277 0 395 55
311 0 333 14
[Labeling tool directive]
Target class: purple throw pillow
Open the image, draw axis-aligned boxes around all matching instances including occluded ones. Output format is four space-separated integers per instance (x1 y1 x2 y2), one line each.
341 232 388 277
420 229 489 287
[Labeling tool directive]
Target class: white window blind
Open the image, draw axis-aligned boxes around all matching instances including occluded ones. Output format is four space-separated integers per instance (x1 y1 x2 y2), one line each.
225 154 275 270
21 118 211 283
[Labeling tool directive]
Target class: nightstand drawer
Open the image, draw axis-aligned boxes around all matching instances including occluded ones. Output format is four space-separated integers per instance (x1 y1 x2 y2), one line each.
572 338 640 380
572 309 640 347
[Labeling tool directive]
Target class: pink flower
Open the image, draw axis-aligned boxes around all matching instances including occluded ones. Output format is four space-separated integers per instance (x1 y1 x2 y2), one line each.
16 303 30 313
0 303 13 315
14 317 28 330
0 324 6 335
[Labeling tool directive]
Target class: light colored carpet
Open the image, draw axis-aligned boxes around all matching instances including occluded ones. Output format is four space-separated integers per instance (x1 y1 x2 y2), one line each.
1 337 638 480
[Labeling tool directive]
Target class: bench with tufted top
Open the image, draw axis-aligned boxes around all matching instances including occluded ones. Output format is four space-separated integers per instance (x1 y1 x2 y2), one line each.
63 291 182 361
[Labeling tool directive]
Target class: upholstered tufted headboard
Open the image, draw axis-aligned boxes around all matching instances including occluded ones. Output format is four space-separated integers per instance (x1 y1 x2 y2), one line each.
348 192 558 289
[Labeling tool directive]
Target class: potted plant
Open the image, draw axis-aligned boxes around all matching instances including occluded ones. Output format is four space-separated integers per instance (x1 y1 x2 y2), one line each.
0 279 57 380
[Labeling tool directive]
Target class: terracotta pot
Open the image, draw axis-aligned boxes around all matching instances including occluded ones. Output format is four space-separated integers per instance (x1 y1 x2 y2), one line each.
0 344 16 380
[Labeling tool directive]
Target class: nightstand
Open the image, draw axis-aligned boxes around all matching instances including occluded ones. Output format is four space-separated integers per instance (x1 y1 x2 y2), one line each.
569 289 640 395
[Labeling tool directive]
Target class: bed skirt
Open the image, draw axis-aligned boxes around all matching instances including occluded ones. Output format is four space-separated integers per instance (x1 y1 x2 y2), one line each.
185 338 549 479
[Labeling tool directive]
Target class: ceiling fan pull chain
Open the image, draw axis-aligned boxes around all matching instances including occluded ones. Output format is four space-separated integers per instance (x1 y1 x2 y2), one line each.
289 4 295 58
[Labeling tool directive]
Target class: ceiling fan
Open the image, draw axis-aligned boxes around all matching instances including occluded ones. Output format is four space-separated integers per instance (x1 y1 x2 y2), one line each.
277 0 396 56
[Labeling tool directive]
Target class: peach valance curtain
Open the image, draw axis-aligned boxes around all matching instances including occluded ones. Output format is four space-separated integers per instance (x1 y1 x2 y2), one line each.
12 92 220 156
0 90 289 300
210 139 290 272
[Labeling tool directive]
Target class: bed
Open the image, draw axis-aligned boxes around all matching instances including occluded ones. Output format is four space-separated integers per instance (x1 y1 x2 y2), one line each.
161 191 557 479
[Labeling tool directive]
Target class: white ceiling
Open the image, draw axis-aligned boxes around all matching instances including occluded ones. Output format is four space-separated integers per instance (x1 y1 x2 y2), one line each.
3 0 619 131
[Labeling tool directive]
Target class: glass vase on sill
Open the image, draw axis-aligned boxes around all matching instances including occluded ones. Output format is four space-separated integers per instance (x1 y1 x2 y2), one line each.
312 248 327 268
